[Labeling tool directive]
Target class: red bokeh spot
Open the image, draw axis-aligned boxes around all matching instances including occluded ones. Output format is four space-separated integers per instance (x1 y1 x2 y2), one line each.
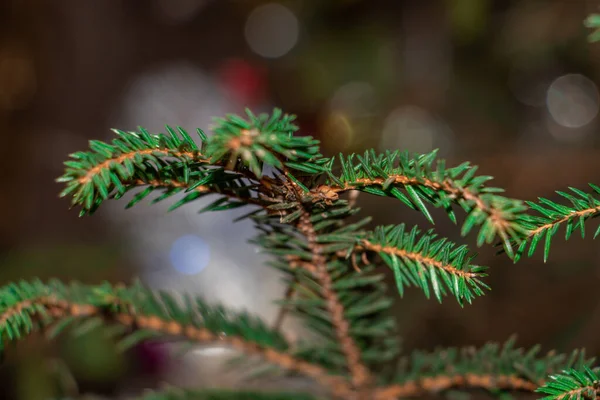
217 58 267 107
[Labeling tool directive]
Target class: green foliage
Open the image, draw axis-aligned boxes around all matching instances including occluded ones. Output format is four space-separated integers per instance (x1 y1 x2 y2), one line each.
0 279 290 356
394 338 595 393
537 367 600 400
585 13 600 42
205 109 326 177
57 125 207 215
326 150 527 257
251 200 400 374
513 185 600 262
3 102 597 399
366 224 488 305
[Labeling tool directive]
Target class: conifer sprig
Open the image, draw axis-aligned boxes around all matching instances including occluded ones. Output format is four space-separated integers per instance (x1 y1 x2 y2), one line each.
46 106 600 399
57 126 209 215
251 201 399 380
322 150 528 257
536 368 600 400
205 109 326 177
374 338 595 399
513 184 600 262
0 280 356 399
359 224 488 305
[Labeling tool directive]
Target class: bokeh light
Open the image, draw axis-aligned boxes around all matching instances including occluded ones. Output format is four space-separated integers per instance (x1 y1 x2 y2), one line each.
321 81 378 151
117 62 227 133
217 58 266 107
321 112 354 152
546 74 599 129
379 106 453 156
169 235 211 275
329 81 377 117
244 3 299 59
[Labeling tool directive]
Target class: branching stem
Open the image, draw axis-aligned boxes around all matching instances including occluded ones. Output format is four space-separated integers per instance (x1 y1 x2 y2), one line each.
282 172 372 397
324 174 511 235
373 374 539 400
360 241 480 279
78 149 205 185
1 296 356 399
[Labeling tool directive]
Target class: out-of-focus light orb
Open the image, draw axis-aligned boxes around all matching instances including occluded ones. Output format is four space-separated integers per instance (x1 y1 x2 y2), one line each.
322 112 354 152
379 106 453 155
169 235 210 275
118 62 226 133
546 74 599 128
329 81 377 117
244 3 299 59
321 81 377 151
545 116 592 143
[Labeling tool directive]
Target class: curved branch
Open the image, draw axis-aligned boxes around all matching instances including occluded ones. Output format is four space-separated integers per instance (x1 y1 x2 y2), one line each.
79 148 205 186
373 374 538 399
512 185 600 262
329 175 492 217
325 151 528 257
526 206 600 237
325 176 515 241
0 291 355 399
372 339 595 400
360 241 479 280
353 224 488 304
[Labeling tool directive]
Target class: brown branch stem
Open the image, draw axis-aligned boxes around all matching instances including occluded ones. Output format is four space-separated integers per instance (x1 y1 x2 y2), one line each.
1 296 355 399
527 205 600 237
373 374 540 400
78 148 206 185
360 241 480 279
272 280 297 333
323 174 512 234
295 211 372 396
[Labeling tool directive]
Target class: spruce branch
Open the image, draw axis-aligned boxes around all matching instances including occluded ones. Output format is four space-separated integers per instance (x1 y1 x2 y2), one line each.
322 150 528 257
357 224 488 305
251 196 398 384
52 106 600 400
205 109 326 177
585 13 600 42
293 208 372 393
256 168 375 395
537 368 600 400
374 338 595 400
0 280 356 399
512 184 600 262
57 126 209 214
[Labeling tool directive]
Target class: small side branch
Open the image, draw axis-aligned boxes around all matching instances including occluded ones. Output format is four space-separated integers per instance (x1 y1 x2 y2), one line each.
294 210 372 393
325 175 509 229
373 374 539 400
0 295 355 399
78 148 205 186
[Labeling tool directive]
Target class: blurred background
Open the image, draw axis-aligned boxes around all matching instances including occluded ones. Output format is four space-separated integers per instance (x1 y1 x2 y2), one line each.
2 0 600 398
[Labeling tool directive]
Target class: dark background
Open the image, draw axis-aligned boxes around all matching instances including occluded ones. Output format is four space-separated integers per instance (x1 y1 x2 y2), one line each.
2 0 600 398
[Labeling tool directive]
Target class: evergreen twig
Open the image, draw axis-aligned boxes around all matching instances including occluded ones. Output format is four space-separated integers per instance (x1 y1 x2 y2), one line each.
5 38 597 397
